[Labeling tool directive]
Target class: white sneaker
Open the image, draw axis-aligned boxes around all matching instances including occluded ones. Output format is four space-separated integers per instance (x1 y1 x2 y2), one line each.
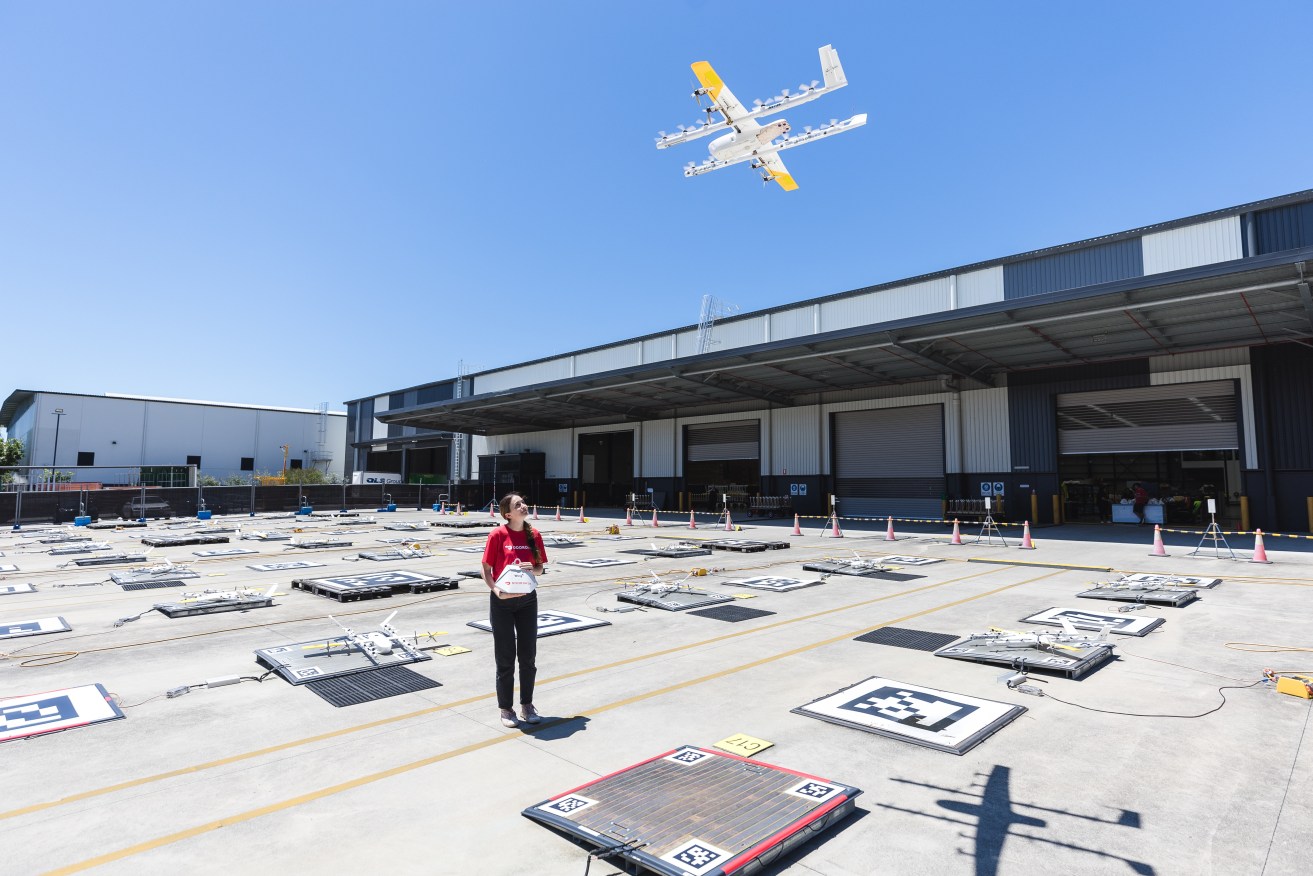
519 704 541 725
499 709 519 728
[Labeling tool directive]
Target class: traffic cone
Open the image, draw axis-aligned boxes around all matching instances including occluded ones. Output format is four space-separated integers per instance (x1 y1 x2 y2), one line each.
950 519 963 545
555 505 562 522
577 506 586 524
1149 524 1168 557
724 509 734 532
791 514 802 536
437 501 446 515
489 502 497 518
651 508 660 528
625 507 633 526
1019 520 1036 549
532 505 539 521
456 502 462 515
689 509 697 529
831 514 843 538
885 516 897 541
1251 529 1272 564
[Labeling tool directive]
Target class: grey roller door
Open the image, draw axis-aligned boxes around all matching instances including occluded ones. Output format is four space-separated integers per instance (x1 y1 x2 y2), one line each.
686 421 760 462
834 405 944 517
1057 381 1238 454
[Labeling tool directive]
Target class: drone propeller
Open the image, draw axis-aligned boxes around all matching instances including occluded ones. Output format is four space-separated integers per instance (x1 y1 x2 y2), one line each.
780 86 790 96
803 125 813 134
752 98 764 107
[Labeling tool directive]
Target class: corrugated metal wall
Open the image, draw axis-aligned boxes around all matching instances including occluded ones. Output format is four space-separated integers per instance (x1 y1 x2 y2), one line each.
1249 344 1313 468
641 420 676 477
1007 361 1150 472
577 343 641 375
475 429 574 478
1150 361 1256 467
960 387 1011 471
1003 238 1144 300
770 405 821 475
819 277 952 330
642 335 677 364
1254 201 1313 254
770 306 817 342
372 395 389 440
956 266 1004 308
475 359 573 394
675 329 701 358
825 392 958 475
1142 216 1243 275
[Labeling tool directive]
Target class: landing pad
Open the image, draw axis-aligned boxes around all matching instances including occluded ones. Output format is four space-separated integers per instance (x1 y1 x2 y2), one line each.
540 535 585 548
791 676 1025 755
1077 585 1198 607
48 543 111 555
721 576 823 592
871 555 943 566
248 561 326 572
286 538 353 549
621 545 714 558
592 534 644 541
617 588 733 611
241 532 292 541
0 616 71 639
382 521 429 531
88 520 145 528
429 519 498 528
935 634 1116 678
704 539 791 553
72 554 148 566
1020 606 1164 637
559 557 637 568
0 583 37 595
255 635 432 684
192 547 260 557
292 570 459 601
356 549 430 561
467 609 610 638
524 745 861 876
140 534 230 547
1121 573 1221 589
1 683 125 743
802 561 923 582
110 569 201 587
0 564 17 572
154 592 277 617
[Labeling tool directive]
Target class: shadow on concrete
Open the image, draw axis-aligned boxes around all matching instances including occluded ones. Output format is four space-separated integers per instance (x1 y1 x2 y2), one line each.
878 766 1155 875
526 714 591 741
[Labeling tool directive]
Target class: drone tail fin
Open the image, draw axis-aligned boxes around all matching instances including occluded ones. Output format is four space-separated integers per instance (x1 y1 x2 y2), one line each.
820 44 847 90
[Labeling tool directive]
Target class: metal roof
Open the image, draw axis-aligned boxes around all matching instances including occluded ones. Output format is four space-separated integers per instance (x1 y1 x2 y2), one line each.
379 248 1313 436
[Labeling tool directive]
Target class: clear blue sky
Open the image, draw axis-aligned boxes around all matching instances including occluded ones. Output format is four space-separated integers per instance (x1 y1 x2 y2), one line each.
2 1 1310 416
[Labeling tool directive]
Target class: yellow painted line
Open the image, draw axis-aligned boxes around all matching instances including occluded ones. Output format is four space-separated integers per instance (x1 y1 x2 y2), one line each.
6 567 1005 822
41 569 1058 875
967 557 1112 572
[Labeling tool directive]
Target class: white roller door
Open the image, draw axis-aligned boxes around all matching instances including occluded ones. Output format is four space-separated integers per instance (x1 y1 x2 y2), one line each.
1057 381 1238 454
833 405 944 517
686 421 760 462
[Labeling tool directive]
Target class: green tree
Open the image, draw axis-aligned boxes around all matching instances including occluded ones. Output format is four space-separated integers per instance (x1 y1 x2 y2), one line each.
0 436 22 484
284 468 327 485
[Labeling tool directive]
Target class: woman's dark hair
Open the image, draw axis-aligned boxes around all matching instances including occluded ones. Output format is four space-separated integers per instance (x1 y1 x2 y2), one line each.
498 492 540 563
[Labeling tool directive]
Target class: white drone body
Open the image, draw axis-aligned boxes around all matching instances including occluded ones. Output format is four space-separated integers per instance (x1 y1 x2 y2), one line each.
656 44 867 190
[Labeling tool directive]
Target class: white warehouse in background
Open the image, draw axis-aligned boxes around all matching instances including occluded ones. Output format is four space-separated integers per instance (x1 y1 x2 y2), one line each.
0 389 346 483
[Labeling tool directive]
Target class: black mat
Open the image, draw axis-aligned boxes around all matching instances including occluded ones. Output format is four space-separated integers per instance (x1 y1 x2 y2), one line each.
304 665 442 707
119 580 189 591
853 627 960 651
687 605 777 623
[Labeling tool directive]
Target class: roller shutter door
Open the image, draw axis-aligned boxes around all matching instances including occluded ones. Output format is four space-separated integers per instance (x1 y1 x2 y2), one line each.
1057 381 1238 454
834 405 944 517
686 421 760 462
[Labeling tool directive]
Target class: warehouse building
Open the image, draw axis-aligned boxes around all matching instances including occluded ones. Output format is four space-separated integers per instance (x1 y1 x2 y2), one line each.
1 389 346 484
347 188 1313 530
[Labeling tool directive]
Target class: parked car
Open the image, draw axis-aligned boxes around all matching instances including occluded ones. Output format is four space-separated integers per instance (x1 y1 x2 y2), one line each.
120 496 173 520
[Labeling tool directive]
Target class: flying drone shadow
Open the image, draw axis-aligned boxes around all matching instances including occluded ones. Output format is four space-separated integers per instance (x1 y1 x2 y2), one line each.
877 766 1154 876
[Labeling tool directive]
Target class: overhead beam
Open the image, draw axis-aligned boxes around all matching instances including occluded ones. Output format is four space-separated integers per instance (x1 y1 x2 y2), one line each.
889 338 992 385
673 370 795 406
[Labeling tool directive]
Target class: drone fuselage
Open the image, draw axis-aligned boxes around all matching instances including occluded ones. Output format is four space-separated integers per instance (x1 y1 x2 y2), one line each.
709 120 790 160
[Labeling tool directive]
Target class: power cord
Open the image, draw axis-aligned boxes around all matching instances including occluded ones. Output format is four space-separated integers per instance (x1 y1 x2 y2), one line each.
1038 679 1265 718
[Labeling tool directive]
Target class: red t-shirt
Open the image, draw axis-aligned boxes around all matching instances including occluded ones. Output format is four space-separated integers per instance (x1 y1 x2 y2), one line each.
482 525 548 581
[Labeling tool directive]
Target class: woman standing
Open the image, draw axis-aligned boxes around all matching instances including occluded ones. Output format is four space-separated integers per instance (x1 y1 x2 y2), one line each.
481 492 548 728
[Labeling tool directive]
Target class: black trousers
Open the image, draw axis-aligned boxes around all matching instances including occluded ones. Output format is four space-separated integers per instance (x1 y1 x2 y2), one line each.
490 591 538 710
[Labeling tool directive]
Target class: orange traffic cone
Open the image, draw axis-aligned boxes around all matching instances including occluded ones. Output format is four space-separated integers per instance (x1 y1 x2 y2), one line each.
1149 524 1168 557
532 505 539 521
456 502 462 515
1019 520 1036 549
489 502 497 518
1251 529 1272 564
625 507 633 526
791 514 802 536
831 514 843 538
689 509 697 529
651 508 660 528
555 505 562 522
437 501 445 515
577 506 586 524
950 518 963 545
885 516 897 541
724 509 734 532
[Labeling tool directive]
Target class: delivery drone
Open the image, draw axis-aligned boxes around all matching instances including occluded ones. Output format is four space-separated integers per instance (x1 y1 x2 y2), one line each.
322 612 423 662
975 617 1115 653
656 44 867 190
